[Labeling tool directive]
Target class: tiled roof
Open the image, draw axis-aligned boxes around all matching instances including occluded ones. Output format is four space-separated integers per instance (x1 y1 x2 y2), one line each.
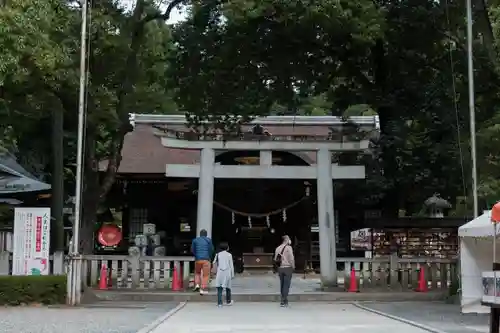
100 114 379 174
99 124 200 173
99 123 341 173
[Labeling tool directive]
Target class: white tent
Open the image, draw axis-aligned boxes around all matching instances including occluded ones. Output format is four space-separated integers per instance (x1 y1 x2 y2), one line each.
459 210 500 313
459 210 500 238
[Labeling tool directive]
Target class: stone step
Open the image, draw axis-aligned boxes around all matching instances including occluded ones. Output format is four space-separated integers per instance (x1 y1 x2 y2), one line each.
90 289 447 303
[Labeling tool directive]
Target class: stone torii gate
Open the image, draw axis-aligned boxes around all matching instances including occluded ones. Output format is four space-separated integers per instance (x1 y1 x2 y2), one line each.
130 114 380 286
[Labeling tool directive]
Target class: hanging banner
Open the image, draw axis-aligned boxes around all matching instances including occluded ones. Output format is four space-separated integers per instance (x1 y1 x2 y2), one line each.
12 207 51 276
350 228 372 251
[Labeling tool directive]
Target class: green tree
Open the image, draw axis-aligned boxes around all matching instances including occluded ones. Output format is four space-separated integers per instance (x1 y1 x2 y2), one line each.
0 0 183 252
168 0 474 216
168 0 383 129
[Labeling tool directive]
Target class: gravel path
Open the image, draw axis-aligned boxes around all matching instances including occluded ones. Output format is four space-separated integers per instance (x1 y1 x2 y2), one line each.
360 301 489 333
0 302 177 333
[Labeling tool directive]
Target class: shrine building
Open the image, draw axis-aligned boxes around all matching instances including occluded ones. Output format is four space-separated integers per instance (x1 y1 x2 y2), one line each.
99 113 379 285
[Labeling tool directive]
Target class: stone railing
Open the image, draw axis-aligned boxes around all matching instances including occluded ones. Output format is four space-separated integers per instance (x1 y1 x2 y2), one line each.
0 253 456 291
80 254 194 289
0 231 12 252
0 253 194 290
79 255 455 290
338 256 458 290
153 126 375 143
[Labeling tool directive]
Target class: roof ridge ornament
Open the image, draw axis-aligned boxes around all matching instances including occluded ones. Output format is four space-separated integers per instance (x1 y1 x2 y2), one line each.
250 124 272 136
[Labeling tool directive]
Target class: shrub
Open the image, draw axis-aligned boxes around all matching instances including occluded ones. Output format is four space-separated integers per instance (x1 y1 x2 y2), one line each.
0 275 66 306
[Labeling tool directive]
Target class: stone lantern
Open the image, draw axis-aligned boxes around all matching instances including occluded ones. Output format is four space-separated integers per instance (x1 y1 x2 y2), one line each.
424 193 451 218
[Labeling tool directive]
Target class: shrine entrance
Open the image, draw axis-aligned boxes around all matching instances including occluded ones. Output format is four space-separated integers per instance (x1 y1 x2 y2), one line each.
211 151 313 273
213 179 312 273
154 114 377 286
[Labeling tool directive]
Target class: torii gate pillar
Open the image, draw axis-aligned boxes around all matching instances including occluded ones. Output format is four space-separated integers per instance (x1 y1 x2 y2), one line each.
196 148 215 237
316 148 337 286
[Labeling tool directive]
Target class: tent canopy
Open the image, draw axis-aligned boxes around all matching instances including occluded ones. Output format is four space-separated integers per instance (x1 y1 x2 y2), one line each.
0 151 50 195
458 210 500 238
459 211 498 313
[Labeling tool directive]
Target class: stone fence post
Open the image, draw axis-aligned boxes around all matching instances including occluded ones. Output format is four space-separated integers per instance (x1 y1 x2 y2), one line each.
0 252 9 275
53 251 65 275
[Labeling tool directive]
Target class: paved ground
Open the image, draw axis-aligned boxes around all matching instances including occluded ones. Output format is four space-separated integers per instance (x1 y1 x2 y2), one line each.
1 299 490 333
360 302 490 333
150 302 431 333
0 302 178 333
209 275 323 294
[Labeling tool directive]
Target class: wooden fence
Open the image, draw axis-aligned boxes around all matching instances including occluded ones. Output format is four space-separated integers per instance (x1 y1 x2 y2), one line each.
0 253 457 291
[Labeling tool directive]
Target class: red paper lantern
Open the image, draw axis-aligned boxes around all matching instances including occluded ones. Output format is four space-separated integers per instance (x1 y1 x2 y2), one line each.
492 202 500 223
97 224 122 247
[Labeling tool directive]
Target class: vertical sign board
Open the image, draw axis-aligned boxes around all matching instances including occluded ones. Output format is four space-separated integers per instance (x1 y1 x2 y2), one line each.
12 207 51 276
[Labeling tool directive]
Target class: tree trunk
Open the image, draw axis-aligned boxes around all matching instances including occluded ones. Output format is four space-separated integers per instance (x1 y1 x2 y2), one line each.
51 108 65 251
75 2 149 252
377 106 401 218
372 40 401 218
80 127 99 254
80 168 99 254
99 0 187 201
98 0 147 200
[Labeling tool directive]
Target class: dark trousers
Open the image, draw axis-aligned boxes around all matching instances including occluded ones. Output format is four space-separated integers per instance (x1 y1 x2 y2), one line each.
278 267 293 304
216 287 232 305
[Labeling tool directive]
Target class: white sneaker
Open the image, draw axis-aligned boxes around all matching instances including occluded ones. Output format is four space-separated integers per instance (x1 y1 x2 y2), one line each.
226 300 234 306
193 284 200 292
199 289 206 295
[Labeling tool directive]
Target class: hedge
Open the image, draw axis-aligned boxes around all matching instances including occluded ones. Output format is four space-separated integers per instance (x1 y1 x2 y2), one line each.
0 275 66 306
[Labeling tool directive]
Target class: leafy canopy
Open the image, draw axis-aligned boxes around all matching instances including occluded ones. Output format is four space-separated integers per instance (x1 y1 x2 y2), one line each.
169 0 383 129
